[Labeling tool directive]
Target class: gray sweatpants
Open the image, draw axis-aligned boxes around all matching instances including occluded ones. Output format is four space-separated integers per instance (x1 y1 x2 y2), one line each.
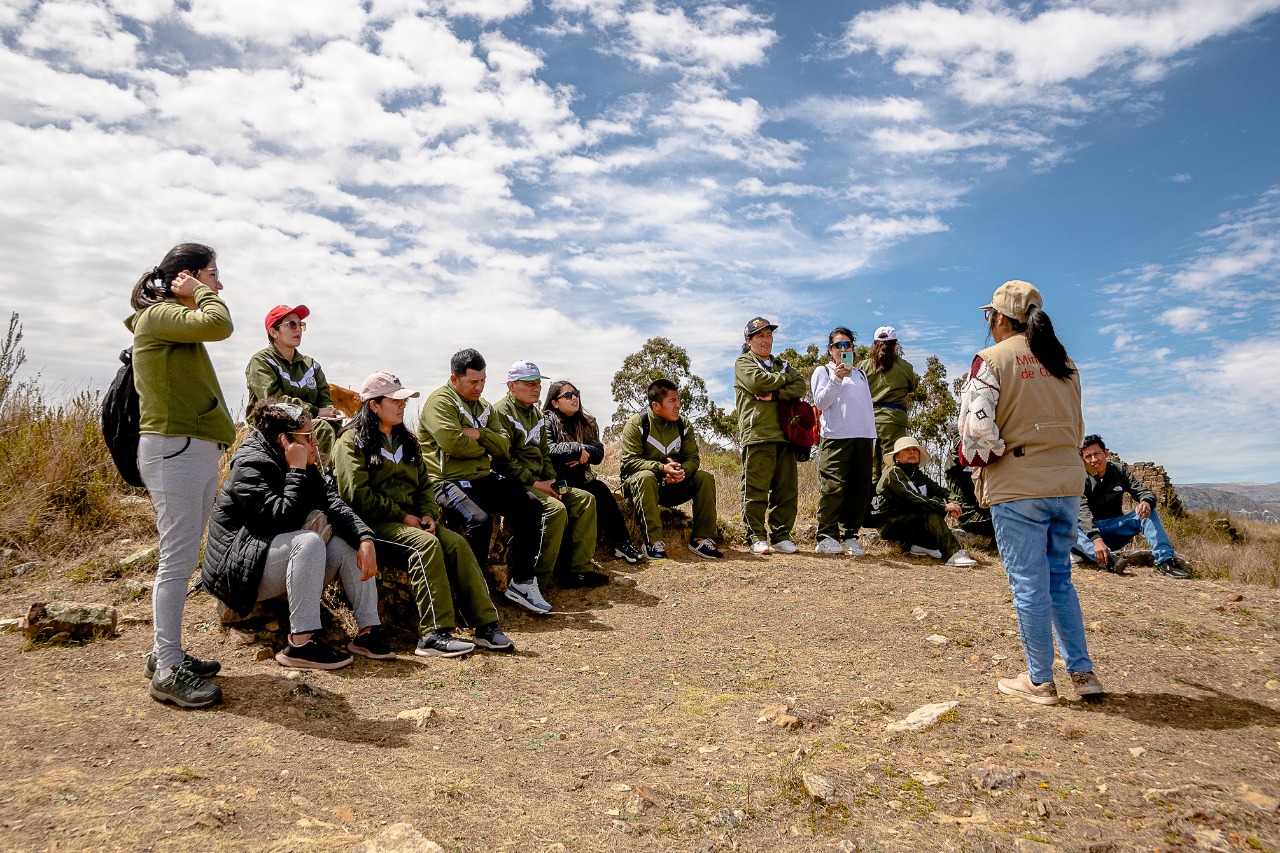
138 434 224 671
257 531 380 634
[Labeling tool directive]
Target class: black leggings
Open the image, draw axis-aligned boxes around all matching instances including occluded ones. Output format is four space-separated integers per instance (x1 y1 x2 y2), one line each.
580 479 632 547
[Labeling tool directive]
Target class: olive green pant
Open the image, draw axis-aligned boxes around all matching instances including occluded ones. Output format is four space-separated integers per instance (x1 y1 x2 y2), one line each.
372 522 497 635
869 409 910 488
529 487 597 587
623 468 718 544
741 442 798 544
879 512 960 560
816 437 874 541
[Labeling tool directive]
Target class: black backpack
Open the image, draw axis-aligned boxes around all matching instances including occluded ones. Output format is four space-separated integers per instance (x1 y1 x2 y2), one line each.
101 347 145 488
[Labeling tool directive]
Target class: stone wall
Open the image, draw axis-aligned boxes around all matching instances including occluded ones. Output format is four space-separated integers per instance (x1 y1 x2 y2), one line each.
1111 455 1185 518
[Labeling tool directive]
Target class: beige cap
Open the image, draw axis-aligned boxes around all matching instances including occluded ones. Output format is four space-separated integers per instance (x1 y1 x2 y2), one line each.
980 280 1043 323
883 435 931 470
359 371 420 402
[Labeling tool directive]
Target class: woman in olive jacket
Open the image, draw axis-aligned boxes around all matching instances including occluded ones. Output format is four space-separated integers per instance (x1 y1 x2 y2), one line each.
203 400 393 670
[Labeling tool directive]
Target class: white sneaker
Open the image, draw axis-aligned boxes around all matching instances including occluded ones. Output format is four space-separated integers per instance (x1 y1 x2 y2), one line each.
842 538 866 557
750 540 773 555
945 549 977 567
772 540 798 554
1069 551 1082 565
909 545 943 559
814 536 843 554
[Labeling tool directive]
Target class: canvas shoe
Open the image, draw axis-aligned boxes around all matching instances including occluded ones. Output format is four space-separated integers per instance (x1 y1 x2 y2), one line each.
945 550 977 567
414 629 476 658
997 672 1059 706
143 651 221 680
1070 671 1105 697
814 536 844 554
909 545 944 559
472 623 515 652
613 542 644 564
348 626 397 660
842 538 866 557
149 666 222 709
689 538 724 560
750 540 773 555
276 638 354 670
645 541 668 560
504 578 553 614
772 540 798 554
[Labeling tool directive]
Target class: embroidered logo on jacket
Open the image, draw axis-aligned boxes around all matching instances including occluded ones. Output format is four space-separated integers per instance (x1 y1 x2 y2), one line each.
455 400 491 429
272 361 317 390
379 446 404 464
504 414 544 446
645 433 681 456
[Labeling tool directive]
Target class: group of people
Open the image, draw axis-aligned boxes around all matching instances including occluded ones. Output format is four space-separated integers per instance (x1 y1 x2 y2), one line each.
125 241 1182 713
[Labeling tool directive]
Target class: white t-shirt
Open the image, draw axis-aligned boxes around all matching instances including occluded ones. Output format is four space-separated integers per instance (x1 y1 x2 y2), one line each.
810 363 876 440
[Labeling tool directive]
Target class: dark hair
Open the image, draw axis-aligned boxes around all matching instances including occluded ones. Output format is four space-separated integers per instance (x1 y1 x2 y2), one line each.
1081 434 1107 452
130 243 216 310
543 380 600 444
646 378 679 407
251 398 308 449
451 348 486 377
350 397 420 468
868 339 899 373
827 326 855 347
991 306 1076 380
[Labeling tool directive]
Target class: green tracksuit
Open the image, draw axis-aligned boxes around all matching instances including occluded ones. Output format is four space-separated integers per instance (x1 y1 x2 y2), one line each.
619 411 718 543
734 352 806 544
857 357 919 485
875 463 961 560
416 383 511 483
245 346 337 458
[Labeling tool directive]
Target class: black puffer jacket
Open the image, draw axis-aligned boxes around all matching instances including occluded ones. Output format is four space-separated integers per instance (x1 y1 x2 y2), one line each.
203 429 373 616
545 413 604 488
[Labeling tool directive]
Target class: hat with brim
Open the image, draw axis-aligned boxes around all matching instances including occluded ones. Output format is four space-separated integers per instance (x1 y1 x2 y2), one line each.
744 316 778 339
980 280 1042 324
506 360 550 383
264 304 310 334
884 435 930 470
360 371 420 402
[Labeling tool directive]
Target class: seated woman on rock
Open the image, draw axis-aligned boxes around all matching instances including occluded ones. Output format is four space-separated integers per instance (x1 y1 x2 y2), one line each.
875 436 977 567
203 399 394 670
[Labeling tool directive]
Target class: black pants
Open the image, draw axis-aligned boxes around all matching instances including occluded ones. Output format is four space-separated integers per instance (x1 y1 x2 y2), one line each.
579 479 631 548
434 474 543 584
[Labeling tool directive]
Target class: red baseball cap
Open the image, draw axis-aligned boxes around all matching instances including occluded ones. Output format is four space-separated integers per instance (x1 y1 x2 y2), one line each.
264 304 310 333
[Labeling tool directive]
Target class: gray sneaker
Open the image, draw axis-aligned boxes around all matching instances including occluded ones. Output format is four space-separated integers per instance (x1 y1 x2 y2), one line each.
149 666 222 709
414 629 476 658
143 651 221 680
504 579 552 614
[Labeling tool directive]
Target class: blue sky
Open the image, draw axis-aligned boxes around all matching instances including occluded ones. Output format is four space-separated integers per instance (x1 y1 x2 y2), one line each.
2 0 1279 483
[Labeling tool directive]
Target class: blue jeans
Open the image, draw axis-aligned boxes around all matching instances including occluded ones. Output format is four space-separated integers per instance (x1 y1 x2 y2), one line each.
1075 511 1174 564
992 497 1094 684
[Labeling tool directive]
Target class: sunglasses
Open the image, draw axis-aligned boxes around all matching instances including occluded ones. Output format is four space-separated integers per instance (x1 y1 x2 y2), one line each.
983 309 994 322
278 320 306 331
831 341 853 350
557 390 581 400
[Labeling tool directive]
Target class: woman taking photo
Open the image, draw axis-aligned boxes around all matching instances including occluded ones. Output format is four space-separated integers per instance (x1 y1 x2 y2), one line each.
543 380 644 565
958 280 1103 705
809 327 875 556
245 304 342 461
203 400 392 670
127 243 233 709
857 325 919 487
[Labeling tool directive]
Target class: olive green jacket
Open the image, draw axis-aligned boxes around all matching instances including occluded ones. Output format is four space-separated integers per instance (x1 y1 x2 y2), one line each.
492 394 555 487
245 346 333 419
876 463 948 525
416 383 510 484
619 411 700 479
733 352 806 446
332 430 441 525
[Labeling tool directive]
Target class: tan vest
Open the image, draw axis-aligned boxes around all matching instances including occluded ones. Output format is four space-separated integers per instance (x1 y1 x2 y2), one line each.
973 335 1085 506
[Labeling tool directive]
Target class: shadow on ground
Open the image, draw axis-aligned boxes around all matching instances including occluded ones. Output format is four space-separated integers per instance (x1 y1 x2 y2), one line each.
1075 680 1280 730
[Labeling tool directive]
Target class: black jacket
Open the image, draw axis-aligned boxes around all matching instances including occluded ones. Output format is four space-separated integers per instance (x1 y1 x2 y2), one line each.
203 429 373 616
1079 460 1157 541
545 413 604 488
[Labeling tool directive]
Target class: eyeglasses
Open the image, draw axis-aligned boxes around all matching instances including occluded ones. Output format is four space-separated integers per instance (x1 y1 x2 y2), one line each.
983 309 994 322
279 320 306 331
291 430 316 440
831 341 853 350
557 390 581 400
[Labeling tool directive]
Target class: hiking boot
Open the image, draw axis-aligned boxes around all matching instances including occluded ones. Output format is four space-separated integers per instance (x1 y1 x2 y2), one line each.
645 541 668 560
149 666 223 709
1104 553 1129 575
997 672 1059 706
472 623 515 652
557 568 610 588
1155 558 1191 579
814 536 843 554
750 539 773 555
843 538 866 557
414 629 475 658
690 538 724 559
613 542 644 564
1070 671 1105 697
772 540 798 554
348 626 397 660
909 545 944 559
143 651 221 681
945 550 977 567
504 579 553 614
276 638 354 670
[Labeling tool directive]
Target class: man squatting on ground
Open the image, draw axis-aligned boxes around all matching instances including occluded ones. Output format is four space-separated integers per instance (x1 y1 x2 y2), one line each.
1074 434 1191 579
619 378 724 561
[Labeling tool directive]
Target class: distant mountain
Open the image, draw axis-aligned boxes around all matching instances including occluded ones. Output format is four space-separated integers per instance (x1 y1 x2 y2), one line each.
1181 481 1280 503
1175 483 1280 523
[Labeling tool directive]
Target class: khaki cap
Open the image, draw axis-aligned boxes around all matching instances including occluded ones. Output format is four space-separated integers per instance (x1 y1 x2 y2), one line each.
980 280 1043 323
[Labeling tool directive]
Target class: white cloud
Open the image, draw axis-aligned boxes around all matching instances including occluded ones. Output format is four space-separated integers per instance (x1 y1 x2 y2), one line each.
428 0 532 23
180 0 366 47
621 2 775 76
1158 305 1210 333
18 0 140 74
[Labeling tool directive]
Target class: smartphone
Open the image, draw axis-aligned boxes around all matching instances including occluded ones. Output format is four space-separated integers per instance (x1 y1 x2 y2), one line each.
840 351 854 366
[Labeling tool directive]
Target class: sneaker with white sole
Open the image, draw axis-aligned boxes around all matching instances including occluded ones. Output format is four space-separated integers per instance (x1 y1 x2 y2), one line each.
997 672 1059 705
909 544 943 559
689 538 724 559
143 651 221 680
772 540 798 554
504 578 553 614
613 542 644 564
472 623 515 652
645 541 668 560
842 538 866 557
814 536 843 554
276 639 354 670
750 540 773 555
414 629 475 658
348 626 397 660
945 550 977 567
1070 671 1105 697
149 665 222 709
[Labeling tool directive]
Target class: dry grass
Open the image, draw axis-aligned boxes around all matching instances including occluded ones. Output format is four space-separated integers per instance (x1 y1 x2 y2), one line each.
1167 510 1280 587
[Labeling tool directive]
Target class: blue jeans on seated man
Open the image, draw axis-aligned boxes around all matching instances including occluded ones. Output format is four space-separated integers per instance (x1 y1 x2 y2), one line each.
1074 510 1174 565
992 496 1094 685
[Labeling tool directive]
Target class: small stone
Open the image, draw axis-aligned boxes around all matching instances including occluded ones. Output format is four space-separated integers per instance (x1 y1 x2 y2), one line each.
396 707 438 729
773 714 801 730
1143 785 1197 803
1087 620 1107 633
697 745 719 753
707 808 745 828
254 647 274 661
121 546 159 566
0 618 23 633
887 701 958 733
1238 785 1280 813
1036 801 1049 818
911 771 946 787
694 841 718 853
1013 840 1056 852
611 820 632 834
348 822 444 852
24 601 118 641
1085 843 1118 853
802 773 836 803
13 562 39 576
757 703 789 723
1227 594 1244 602
1259 652 1276 663
1266 680 1280 691
912 607 927 621
611 575 637 588
968 759 1022 792
47 631 72 645
1128 747 1146 757
925 634 949 647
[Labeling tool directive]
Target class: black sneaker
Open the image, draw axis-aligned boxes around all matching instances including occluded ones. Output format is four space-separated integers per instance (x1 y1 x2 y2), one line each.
348 627 397 660
143 651 221 680
613 542 644 564
1155 558 1191 579
414 629 475 658
472 623 515 652
149 666 222 709
645 541 668 560
1104 553 1129 575
557 568 610 587
275 639 354 670
689 538 724 560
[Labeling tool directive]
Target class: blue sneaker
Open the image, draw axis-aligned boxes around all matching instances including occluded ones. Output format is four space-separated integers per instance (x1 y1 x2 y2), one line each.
504 579 552 614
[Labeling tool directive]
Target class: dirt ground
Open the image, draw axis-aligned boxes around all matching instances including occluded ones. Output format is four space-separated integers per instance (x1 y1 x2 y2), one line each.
0 538 1277 853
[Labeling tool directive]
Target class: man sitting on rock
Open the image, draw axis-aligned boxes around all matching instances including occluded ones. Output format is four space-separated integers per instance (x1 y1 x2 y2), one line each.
875 436 976 567
1074 434 1191 579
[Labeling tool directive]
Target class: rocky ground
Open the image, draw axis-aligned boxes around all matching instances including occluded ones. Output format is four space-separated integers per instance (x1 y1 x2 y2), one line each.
0 536 1277 853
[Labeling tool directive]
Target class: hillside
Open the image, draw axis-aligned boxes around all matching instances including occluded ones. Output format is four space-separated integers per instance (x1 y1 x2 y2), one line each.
1177 486 1280 523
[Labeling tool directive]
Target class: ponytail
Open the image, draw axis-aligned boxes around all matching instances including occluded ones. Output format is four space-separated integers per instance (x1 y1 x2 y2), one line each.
1022 307 1075 380
130 243 216 310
